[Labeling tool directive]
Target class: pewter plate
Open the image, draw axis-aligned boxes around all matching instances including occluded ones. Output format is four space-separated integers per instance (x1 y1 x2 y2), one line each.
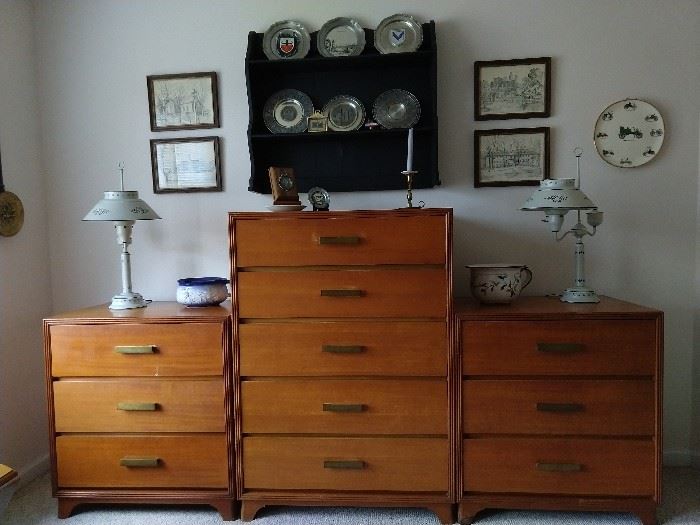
593 98 665 168
322 95 366 131
374 14 423 54
262 20 311 60
318 17 365 57
263 89 314 134
372 89 421 129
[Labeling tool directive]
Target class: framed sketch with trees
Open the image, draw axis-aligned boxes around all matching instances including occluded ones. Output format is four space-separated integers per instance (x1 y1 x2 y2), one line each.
474 127 550 187
475 57 551 120
147 72 219 131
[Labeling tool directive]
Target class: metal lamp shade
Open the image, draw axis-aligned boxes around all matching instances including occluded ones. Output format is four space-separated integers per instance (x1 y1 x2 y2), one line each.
83 190 160 221
521 178 597 211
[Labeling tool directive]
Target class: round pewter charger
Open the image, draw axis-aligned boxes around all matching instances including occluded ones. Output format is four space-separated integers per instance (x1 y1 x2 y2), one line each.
176 277 229 307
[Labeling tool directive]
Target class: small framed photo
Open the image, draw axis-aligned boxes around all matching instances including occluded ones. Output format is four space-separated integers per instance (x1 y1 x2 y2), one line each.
147 72 219 131
474 127 550 187
150 137 222 193
475 57 551 120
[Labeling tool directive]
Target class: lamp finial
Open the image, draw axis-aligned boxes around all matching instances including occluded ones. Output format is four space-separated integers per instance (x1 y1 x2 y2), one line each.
118 162 125 191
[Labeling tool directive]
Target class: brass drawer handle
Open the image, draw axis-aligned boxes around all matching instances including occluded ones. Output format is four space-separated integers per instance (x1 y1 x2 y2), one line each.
536 403 585 413
537 343 584 354
320 289 364 297
536 462 582 472
324 460 365 470
323 403 366 413
114 345 156 354
322 345 365 354
117 402 158 411
318 236 361 245
120 456 160 468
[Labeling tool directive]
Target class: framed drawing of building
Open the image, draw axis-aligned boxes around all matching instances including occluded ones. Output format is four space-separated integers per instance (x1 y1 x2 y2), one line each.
474 127 550 187
147 72 220 131
475 57 551 120
150 136 222 193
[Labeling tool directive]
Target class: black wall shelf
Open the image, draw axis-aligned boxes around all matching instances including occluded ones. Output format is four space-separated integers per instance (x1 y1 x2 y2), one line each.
245 21 438 194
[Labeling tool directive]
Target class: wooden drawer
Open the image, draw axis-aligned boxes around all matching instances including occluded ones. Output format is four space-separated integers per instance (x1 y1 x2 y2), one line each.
463 437 655 496
233 214 447 267
242 379 446 434
56 434 228 488
50 323 224 377
53 379 225 433
237 269 446 318
463 320 656 376
239 321 446 376
243 436 448 492
463 379 654 436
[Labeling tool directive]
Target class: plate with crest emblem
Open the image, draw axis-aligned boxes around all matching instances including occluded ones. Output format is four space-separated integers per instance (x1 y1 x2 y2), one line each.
263 20 311 60
374 14 423 54
593 98 665 168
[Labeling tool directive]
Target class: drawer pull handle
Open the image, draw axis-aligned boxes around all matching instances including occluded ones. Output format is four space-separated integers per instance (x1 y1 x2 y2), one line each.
318 236 361 245
114 345 156 354
536 462 582 472
323 403 366 413
322 345 365 354
536 403 584 413
120 456 160 468
537 343 584 354
321 289 364 298
117 402 158 411
323 460 365 470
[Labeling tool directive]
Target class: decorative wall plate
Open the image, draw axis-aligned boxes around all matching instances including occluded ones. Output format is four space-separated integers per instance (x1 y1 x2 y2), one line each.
372 89 421 129
307 187 330 211
263 89 314 134
318 18 365 57
593 98 665 168
262 20 311 60
374 14 423 54
322 95 365 131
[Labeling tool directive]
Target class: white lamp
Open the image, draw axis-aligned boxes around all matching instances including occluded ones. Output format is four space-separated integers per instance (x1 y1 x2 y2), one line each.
83 164 161 309
521 148 603 303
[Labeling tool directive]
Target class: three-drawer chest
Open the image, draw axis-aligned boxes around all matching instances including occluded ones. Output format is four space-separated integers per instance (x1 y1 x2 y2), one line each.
456 296 663 525
229 208 455 523
43 303 235 519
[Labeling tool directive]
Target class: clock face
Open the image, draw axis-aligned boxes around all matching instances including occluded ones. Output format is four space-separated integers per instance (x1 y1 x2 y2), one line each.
277 172 294 191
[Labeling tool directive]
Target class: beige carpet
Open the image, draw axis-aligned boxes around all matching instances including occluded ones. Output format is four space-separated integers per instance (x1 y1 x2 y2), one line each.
2 467 698 524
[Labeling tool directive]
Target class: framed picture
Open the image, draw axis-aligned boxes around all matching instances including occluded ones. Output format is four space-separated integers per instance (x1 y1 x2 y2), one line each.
474 127 550 187
147 72 219 131
150 137 222 193
474 57 551 120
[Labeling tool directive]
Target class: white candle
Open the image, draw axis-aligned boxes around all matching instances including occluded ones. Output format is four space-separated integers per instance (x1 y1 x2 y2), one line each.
406 128 414 172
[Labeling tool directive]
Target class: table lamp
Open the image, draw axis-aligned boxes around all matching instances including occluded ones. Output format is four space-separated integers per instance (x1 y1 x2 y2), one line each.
520 148 603 303
83 164 161 309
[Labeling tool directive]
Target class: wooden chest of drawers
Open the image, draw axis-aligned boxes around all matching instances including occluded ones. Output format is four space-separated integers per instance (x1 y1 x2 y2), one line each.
43 303 235 519
456 296 663 525
229 209 454 523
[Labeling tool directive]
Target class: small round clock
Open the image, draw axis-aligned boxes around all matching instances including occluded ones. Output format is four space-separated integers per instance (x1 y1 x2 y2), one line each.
593 98 665 168
277 171 294 191
308 187 330 211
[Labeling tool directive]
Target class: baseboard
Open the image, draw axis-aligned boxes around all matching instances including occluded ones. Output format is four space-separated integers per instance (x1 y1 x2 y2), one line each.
16 454 49 489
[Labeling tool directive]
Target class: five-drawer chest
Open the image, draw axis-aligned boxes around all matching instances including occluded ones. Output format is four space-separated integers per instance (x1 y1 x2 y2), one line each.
229 208 455 523
43 208 663 525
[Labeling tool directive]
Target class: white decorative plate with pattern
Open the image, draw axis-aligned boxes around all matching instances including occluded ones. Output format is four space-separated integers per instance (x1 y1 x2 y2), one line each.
593 98 665 168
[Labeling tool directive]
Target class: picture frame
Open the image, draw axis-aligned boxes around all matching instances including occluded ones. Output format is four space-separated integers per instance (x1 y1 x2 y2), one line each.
474 57 551 120
474 127 550 187
150 136 222 193
147 72 219 131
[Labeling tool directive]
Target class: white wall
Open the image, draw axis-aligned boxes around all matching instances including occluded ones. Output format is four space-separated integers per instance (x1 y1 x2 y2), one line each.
0 0 52 479
26 0 700 466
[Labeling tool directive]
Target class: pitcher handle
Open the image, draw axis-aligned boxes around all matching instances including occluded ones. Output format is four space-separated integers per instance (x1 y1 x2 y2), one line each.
521 266 533 290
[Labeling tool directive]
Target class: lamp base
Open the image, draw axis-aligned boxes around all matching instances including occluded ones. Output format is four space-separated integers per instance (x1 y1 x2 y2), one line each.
560 287 600 303
109 292 148 310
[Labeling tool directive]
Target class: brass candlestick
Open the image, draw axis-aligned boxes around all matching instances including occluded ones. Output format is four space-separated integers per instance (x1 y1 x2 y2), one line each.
401 170 424 208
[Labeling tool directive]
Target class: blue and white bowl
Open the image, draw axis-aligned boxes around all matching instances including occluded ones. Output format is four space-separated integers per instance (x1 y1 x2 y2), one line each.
176 277 229 307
